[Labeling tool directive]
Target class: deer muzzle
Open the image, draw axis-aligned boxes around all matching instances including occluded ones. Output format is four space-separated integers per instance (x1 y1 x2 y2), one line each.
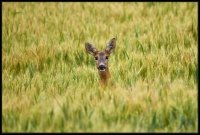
98 64 106 71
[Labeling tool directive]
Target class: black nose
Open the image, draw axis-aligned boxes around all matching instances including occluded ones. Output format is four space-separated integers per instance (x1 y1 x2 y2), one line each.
98 65 106 70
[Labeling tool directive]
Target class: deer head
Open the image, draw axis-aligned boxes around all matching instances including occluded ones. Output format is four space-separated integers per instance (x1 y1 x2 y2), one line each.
85 38 116 86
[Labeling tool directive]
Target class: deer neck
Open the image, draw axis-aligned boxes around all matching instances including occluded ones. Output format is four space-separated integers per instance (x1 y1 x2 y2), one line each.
98 68 110 85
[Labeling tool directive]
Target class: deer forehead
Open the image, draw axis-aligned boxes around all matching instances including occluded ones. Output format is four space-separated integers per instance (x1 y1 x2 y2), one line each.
95 51 108 57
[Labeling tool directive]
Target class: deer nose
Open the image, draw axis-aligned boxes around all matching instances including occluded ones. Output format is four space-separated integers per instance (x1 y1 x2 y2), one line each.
98 64 106 71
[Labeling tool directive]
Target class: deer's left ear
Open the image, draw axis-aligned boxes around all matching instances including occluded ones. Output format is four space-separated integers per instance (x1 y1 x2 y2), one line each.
85 42 97 55
105 38 116 54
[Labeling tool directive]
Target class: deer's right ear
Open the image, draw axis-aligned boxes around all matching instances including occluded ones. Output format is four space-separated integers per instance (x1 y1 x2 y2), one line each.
105 38 116 54
85 42 97 55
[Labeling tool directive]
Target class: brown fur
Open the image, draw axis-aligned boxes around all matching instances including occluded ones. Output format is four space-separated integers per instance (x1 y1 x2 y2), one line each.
99 67 111 86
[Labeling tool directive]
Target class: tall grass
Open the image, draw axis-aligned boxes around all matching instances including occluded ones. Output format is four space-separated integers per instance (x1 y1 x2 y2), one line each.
2 2 198 132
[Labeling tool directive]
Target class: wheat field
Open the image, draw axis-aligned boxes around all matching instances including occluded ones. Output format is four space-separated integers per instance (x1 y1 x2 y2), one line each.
2 2 198 132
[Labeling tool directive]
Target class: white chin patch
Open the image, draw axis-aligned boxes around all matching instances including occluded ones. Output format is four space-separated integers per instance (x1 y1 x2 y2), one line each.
99 69 106 72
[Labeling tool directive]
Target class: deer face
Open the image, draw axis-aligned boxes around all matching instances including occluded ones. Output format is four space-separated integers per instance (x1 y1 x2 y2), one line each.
93 51 109 72
85 38 116 72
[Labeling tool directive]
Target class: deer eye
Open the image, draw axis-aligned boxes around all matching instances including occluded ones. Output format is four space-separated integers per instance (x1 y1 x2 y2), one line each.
95 57 98 60
106 56 109 59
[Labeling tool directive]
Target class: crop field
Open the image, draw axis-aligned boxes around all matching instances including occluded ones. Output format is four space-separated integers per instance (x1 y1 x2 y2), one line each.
2 2 198 132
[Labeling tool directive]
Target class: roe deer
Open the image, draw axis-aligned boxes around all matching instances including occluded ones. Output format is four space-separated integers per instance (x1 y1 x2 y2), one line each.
85 38 116 86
